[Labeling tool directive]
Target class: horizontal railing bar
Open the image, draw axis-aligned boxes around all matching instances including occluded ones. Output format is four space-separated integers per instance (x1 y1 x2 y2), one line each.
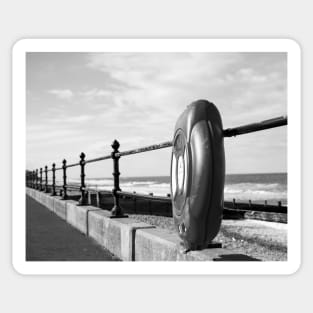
116 141 173 157
85 155 112 164
31 116 287 172
66 162 80 169
223 116 287 137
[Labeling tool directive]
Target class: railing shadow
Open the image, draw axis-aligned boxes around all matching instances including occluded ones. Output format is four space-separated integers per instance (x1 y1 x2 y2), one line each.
213 254 260 261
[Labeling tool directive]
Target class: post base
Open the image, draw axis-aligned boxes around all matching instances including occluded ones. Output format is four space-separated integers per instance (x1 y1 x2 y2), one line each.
77 198 89 206
110 205 128 218
110 214 128 219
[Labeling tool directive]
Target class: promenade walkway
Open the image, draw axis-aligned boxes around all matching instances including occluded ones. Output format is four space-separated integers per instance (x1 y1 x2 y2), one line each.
26 196 119 261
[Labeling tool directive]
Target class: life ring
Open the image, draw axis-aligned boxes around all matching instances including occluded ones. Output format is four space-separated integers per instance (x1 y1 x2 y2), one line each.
171 100 225 250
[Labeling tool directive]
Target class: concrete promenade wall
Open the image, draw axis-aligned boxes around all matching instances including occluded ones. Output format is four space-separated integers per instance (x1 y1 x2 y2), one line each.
26 187 238 261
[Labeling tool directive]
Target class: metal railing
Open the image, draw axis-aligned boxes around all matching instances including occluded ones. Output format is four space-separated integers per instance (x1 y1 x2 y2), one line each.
26 115 287 218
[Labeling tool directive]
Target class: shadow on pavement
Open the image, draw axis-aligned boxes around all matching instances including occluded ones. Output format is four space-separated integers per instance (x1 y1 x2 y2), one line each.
214 254 260 261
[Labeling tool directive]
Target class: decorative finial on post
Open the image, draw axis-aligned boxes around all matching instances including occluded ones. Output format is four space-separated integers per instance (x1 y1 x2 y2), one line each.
110 140 127 218
62 159 68 200
78 152 88 205
44 165 48 193
40 168 43 191
51 163 56 196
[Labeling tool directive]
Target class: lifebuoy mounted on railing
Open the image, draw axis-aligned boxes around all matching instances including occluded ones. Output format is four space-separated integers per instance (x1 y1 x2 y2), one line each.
171 100 225 250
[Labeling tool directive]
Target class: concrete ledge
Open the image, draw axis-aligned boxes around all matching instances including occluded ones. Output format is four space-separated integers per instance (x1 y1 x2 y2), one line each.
87 210 155 260
26 188 249 261
103 217 155 261
41 193 55 211
36 189 45 204
26 188 32 198
29 188 38 200
26 188 31 197
88 210 112 244
35 189 44 204
32 188 55 212
134 228 256 261
54 197 67 219
135 228 180 261
29 188 35 198
66 201 101 235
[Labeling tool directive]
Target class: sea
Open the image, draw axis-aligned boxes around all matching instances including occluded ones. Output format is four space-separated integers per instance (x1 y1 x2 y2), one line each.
66 172 287 205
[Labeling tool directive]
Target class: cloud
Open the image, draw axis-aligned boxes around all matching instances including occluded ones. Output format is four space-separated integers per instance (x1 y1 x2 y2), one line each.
79 88 111 97
27 52 287 175
48 89 73 100
49 114 94 124
85 53 237 91
82 52 287 149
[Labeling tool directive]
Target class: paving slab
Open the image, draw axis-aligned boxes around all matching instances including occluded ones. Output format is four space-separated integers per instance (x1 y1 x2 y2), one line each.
26 195 119 261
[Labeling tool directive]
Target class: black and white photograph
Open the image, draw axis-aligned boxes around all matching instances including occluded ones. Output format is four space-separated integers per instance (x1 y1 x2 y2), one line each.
13 39 300 274
3 1 312 312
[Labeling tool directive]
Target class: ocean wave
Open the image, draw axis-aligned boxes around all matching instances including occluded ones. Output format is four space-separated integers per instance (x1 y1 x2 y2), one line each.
120 181 156 187
224 183 287 202
85 179 113 186
120 183 170 196
65 177 287 201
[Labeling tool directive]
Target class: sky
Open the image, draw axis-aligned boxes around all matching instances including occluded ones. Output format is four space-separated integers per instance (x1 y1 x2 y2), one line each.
26 52 287 178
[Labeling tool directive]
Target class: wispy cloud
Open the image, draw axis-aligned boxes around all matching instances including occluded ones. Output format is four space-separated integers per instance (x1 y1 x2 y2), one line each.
48 89 74 100
78 88 112 98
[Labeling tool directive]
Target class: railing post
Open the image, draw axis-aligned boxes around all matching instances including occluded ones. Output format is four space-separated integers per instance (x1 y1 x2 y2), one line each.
40 168 43 191
51 163 57 196
110 140 127 218
35 168 38 189
32 170 35 188
133 192 137 213
78 152 88 205
62 159 68 200
96 191 100 207
87 191 91 205
45 165 48 192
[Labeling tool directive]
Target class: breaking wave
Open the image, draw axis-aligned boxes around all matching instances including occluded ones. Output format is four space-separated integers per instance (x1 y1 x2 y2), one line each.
63 174 287 204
